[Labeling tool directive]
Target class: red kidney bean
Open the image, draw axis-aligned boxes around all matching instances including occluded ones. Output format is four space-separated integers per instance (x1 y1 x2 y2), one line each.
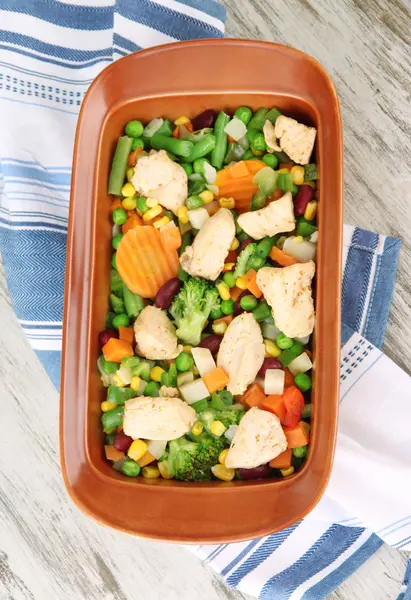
240 238 253 251
258 358 283 378
155 278 182 309
234 290 249 316
237 464 272 480
294 185 314 216
113 430 133 453
198 334 223 354
99 329 118 346
191 109 217 130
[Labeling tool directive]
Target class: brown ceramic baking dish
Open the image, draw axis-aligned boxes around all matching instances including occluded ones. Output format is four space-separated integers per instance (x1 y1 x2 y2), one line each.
60 39 343 543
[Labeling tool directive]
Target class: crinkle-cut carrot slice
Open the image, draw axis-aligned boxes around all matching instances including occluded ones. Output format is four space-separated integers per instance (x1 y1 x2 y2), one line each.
116 226 180 298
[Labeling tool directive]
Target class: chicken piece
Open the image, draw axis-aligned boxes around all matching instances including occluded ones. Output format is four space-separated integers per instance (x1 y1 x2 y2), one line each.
274 116 316 166
237 192 295 240
180 208 235 281
257 261 315 338
217 313 265 395
263 120 281 152
225 407 287 469
123 396 196 441
131 149 187 214
134 305 180 360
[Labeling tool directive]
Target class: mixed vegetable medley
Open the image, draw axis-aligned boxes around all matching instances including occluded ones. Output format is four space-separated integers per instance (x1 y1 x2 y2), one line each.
100 106 318 482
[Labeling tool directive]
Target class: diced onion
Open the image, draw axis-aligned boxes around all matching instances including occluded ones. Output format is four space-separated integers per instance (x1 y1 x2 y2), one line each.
112 224 121 237
179 379 210 404
224 425 238 441
223 117 247 141
116 365 133 385
206 184 219 195
203 162 217 184
177 371 195 388
147 440 167 460
310 231 318 243
264 369 285 395
136 379 148 396
283 237 317 262
288 353 313 375
143 118 164 137
294 334 310 345
188 207 210 230
261 322 281 341
191 347 216 377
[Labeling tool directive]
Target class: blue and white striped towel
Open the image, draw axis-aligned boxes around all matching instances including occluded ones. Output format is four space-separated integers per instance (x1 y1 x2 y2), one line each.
0 3 409 599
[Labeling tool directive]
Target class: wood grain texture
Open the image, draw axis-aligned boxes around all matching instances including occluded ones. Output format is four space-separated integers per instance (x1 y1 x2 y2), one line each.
1 0 410 598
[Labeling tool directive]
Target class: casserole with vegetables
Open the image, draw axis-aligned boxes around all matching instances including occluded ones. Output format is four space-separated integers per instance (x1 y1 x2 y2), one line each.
100 106 319 482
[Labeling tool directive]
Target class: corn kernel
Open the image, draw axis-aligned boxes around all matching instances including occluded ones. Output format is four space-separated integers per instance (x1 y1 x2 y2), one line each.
235 276 248 290
142 465 160 479
112 373 125 387
130 376 141 392
158 460 173 479
264 339 282 358
210 420 226 437
121 183 136 197
229 237 240 251
105 428 116 434
146 197 159 208
212 321 227 335
218 449 229 465
153 216 171 229
276 168 290 175
216 281 231 301
294 236 304 243
280 466 295 477
122 196 137 211
219 197 235 209
290 165 305 185
126 167 135 182
304 200 318 221
211 464 235 481
177 205 189 224
199 190 214 204
174 115 190 126
277 236 287 250
303 180 316 190
128 439 148 462
183 345 192 354
223 262 235 272
143 204 163 222
101 401 117 412
150 366 165 382
191 421 204 436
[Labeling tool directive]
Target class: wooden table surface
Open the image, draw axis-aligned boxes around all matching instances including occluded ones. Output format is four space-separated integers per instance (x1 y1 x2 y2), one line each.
1 0 410 598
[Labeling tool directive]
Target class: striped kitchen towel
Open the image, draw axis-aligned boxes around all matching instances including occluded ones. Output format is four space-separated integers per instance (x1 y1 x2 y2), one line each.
0 2 409 599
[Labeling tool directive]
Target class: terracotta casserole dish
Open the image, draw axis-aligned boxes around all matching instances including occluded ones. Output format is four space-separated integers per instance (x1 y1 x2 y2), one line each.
60 39 343 543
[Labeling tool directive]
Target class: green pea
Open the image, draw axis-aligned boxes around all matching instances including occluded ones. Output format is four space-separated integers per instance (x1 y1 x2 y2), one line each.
121 459 141 477
223 271 236 288
144 381 160 397
125 120 144 138
131 137 144 151
112 313 130 328
111 253 117 270
248 255 265 270
276 332 294 349
234 106 252 125
210 306 223 320
136 196 148 214
112 233 123 250
292 445 308 459
181 163 193 176
193 158 209 174
251 132 267 153
242 149 256 160
294 373 312 392
221 299 235 315
240 295 258 311
262 153 278 168
301 403 312 418
237 231 250 242
105 312 115 328
186 195 204 210
176 351 194 372
112 207 127 225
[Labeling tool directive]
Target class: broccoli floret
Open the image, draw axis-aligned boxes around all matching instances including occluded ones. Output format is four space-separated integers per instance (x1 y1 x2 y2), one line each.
233 243 257 278
167 434 226 481
304 163 318 180
200 404 245 431
169 277 221 346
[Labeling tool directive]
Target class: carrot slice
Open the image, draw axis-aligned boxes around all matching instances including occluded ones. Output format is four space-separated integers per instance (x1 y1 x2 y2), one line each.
241 383 266 408
230 286 243 301
160 224 182 252
269 448 292 469
102 338 134 363
137 451 156 467
270 189 285 201
261 394 287 423
246 269 263 298
215 160 266 214
214 315 233 327
283 421 310 448
118 326 134 344
105 445 124 462
284 368 295 389
229 161 250 179
110 197 122 213
203 367 230 394
116 226 180 298
279 163 294 171
269 245 299 267
128 147 142 167
122 213 143 234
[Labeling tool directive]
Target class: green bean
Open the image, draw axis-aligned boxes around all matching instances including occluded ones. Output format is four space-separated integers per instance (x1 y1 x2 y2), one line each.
224 143 245 164
108 136 133 196
121 459 141 477
186 195 204 210
144 381 160 397
125 120 144 138
247 255 265 270
107 386 136 405
123 283 144 318
265 107 281 124
180 231 192 255
277 173 294 193
246 129 260 144
168 363 178 387
105 312 115 328
185 134 216 162
151 134 194 157
111 253 117 270
156 119 174 137
101 405 124 432
193 157 210 174
247 108 268 131
109 294 125 314
112 233 123 250
251 132 267 153
242 149 257 160
121 356 140 369
252 301 272 322
234 106 252 125
210 111 230 169
256 237 275 258
250 190 267 211
178 267 190 282
101 357 119 374
296 217 317 238
274 150 291 163
278 342 304 366
181 163 193 176
301 403 312 419
110 270 124 297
